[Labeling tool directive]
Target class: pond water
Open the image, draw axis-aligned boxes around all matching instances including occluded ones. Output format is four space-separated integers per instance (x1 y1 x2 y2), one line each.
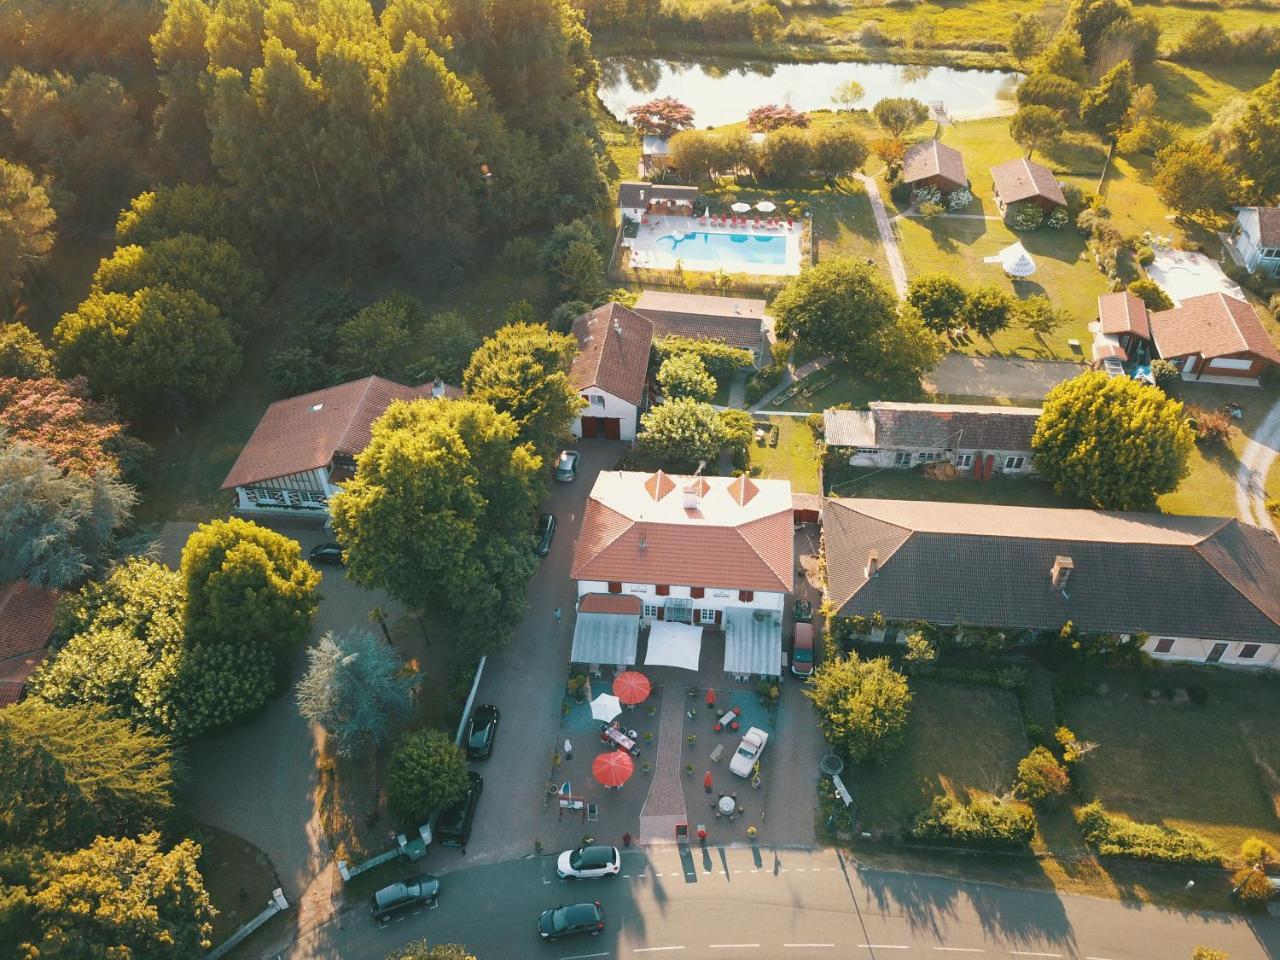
599 58 1021 129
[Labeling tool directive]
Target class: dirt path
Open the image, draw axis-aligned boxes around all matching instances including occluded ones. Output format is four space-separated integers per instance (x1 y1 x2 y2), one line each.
856 172 908 298
1235 396 1280 534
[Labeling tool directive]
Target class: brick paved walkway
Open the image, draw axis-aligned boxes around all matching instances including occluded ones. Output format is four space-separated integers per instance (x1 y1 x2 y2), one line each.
638 683 688 844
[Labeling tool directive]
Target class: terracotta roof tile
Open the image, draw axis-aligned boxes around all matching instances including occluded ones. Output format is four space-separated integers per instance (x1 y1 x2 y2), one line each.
1097 292 1151 340
221 376 461 489
824 498 1280 644
990 157 1066 207
727 474 759 506
0 580 57 661
579 593 643 614
1254 207 1280 247
903 140 968 190
644 470 676 501
1149 292 1280 364
570 304 654 406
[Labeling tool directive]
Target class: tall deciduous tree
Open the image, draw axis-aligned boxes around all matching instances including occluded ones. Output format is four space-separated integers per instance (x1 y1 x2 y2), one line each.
960 284 1016 340
463 323 582 465
1016 72 1084 116
0 323 54 379
635 398 727 471
386 728 469 826
871 97 929 139
1036 31 1088 83
1032 371 1194 509
811 125 869 178
1010 105 1065 158
1218 69 1280 203
805 655 912 764
0 700 176 849
0 159 56 303
180 517 320 673
28 832 214 960
1079 61 1134 135
54 286 240 420
626 97 695 139
906 273 968 333
335 293 425 382
758 127 813 182
296 629 417 758
114 184 242 248
0 435 135 587
415 311 480 384
1153 139 1236 217
831 79 865 111
657 352 717 402
1016 294 1068 347
771 257 900 373
331 398 541 652
1010 14 1047 64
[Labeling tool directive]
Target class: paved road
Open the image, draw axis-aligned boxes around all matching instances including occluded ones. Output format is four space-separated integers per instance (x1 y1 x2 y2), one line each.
281 846 1279 960
1236 396 1280 535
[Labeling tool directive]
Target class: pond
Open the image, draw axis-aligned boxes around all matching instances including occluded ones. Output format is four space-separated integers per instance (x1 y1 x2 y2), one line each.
599 57 1021 129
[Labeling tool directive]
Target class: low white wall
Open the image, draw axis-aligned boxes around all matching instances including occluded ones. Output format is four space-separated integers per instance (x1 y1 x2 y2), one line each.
1142 635 1280 669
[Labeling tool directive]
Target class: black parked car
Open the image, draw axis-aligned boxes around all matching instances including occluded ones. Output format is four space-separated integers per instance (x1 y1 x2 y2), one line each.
534 513 556 557
438 771 483 847
308 542 344 566
369 874 439 922
465 704 501 760
538 901 605 941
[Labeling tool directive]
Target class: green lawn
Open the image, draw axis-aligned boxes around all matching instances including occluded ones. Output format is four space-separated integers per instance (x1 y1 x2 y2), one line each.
854 678 1029 834
825 460 1083 507
749 415 822 493
196 825 282 944
1060 665 1280 856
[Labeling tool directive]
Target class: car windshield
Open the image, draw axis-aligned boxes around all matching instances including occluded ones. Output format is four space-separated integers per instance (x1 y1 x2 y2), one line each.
569 847 606 870
736 744 754 758
375 884 407 908
794 647 813 662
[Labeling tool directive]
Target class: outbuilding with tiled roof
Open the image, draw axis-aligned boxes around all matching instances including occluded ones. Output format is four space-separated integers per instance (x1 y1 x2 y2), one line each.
570 303 654 441
634 290 768 358
220 375 460 515
902 139 968 194
1149 291 1280 386
823 498 1280 668
0 580 59 707
990 157 1066 217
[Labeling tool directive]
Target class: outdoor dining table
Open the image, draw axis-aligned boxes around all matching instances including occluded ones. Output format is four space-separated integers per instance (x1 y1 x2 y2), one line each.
601 725 639 755
718 795 736 816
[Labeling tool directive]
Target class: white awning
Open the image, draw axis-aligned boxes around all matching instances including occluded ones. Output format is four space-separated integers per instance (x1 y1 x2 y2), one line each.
645 620 704 671
570 612 639 667
724 607 782 677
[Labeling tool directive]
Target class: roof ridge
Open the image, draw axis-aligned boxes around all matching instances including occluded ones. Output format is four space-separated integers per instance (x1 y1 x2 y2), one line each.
573 501 635 573
737 510 796 590
334 375 381 453
1193 521 1280 628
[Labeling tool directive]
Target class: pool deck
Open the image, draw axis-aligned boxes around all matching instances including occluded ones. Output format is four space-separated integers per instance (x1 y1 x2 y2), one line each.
624 214 803 277
1147 249 1245 304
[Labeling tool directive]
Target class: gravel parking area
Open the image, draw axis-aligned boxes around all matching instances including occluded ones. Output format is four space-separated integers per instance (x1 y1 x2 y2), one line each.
924 354 1085 401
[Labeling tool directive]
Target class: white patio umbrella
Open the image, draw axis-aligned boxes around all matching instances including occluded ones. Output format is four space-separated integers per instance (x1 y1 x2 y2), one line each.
590 692 623 723
983 241 1036 278
755 200 777 213
730 201 752 213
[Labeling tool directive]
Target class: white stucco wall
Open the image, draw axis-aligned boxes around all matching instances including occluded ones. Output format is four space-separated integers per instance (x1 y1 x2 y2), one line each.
844 446 1036 475
572 387 639 441
578 580 786 622
233 467 338 515
1141 634 1280 669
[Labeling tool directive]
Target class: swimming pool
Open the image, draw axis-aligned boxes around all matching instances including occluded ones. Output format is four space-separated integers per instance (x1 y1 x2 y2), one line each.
655 231 789 267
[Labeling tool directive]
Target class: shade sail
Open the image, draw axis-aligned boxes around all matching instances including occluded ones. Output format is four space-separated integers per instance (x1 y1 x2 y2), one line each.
570 611 639 667
590 693 623 723
723 607 782 677
644 620 704 671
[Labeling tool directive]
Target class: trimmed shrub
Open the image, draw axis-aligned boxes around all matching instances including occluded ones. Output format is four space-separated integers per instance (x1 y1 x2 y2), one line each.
1076 801 1220 864
654 335 755 383
1009 201 1045 231
1014 746 1070 803
912 795 1036 847
1046 206 1069 228
1185 405 1234 446
946 188 973 211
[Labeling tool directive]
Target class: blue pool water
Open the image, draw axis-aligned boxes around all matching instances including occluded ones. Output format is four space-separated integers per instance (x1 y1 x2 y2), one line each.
655 231 787 266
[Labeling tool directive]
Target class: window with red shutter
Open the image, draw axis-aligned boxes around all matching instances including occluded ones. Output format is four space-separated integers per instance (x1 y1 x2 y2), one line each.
691 587 705 599
738 590 754 602
656 585 670 596
608 581 622 594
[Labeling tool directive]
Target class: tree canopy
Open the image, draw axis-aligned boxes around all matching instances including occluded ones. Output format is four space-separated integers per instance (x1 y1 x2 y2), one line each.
657 352 717 402
0 159 56 303
0 376 147 478
387 728 470 826
960 284 1016 340
805 655 912 764
1079 61 1134 135
1032 371 1194 509
331 398 541 652
635 398 729 472
1010 105 1065 158
626 96 695 139
871 97 929 139
906 273 968 333
1154 139 1237 217
0 324 54 380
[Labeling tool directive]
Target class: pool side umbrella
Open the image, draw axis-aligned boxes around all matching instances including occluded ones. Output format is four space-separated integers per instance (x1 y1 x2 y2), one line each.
730 201 752 213
593 749 634 788
590 692 623 723
983 241 1036 278
613 671 651 705
755 200 777 213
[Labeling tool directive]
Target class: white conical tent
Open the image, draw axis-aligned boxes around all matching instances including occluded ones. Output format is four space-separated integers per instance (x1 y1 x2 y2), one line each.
983 241 1036 277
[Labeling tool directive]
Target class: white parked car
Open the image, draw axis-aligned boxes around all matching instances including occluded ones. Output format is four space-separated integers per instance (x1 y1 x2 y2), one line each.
729 727 769 777
556 845 621 879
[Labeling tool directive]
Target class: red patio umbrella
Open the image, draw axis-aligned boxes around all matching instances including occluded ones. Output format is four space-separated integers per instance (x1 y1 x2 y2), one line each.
613 671 652 705
593 750 634 788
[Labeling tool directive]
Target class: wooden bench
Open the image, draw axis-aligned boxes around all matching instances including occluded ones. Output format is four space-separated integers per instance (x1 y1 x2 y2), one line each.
709 744 724 764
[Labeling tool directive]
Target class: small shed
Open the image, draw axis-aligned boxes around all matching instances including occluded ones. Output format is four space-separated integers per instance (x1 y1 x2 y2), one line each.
990 157 1066 215
902 140 968 194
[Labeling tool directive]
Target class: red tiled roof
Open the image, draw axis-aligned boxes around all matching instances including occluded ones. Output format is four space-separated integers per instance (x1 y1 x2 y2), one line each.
902 140 968 189
570 304 654 407
644 470 676 501
221 376 461 489
1253 207 1280 247
1149 292 1280 364
990 157 1066 207
0 580 58 705
727 474 759 506
579 593 643 614
1097 292 1151 341
634 291 766 352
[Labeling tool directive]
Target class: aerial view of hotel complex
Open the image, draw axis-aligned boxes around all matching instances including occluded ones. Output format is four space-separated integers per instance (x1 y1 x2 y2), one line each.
4 1 1280 958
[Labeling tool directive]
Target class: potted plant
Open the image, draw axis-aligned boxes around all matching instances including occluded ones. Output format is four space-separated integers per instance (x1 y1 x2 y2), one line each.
747 826 758 841
697 828 708 844
582 834 594 846
534 838 544 853
642 760 652 773
647 705 657 717
643 731 653 742
687 734 697 748
686 763 694 776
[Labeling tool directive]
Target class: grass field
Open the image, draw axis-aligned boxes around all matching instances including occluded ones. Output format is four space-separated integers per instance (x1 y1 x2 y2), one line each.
749 415 823 493
854 678 1029 834
1060 665 1280 856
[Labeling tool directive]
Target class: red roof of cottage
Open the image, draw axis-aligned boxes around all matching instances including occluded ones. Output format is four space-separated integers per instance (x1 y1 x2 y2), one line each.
1097 292 1151 341
902 140 968 189
1149 292 1280 364
221 376 461 489
0 580 58 706
990 157 1066 207
570 304 654 407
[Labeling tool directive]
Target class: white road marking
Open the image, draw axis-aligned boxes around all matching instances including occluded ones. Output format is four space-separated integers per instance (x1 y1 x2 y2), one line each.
794 868 806 872
1010 953 1061 958
784 945 835 949
709 945 759 949
623 874 631 878
934 949 984 954
1085 956 1120 960
860 946 909 951
633 948 685 954
560 954 609 960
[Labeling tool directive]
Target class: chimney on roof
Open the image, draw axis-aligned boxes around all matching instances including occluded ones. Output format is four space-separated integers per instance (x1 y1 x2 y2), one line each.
613 318 623 341
865 550 880 579
1050 555 1074 591
432 377 445 398
682 482 701 510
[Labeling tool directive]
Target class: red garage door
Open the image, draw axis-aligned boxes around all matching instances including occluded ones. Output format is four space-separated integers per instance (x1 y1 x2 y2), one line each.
581 417 620 440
